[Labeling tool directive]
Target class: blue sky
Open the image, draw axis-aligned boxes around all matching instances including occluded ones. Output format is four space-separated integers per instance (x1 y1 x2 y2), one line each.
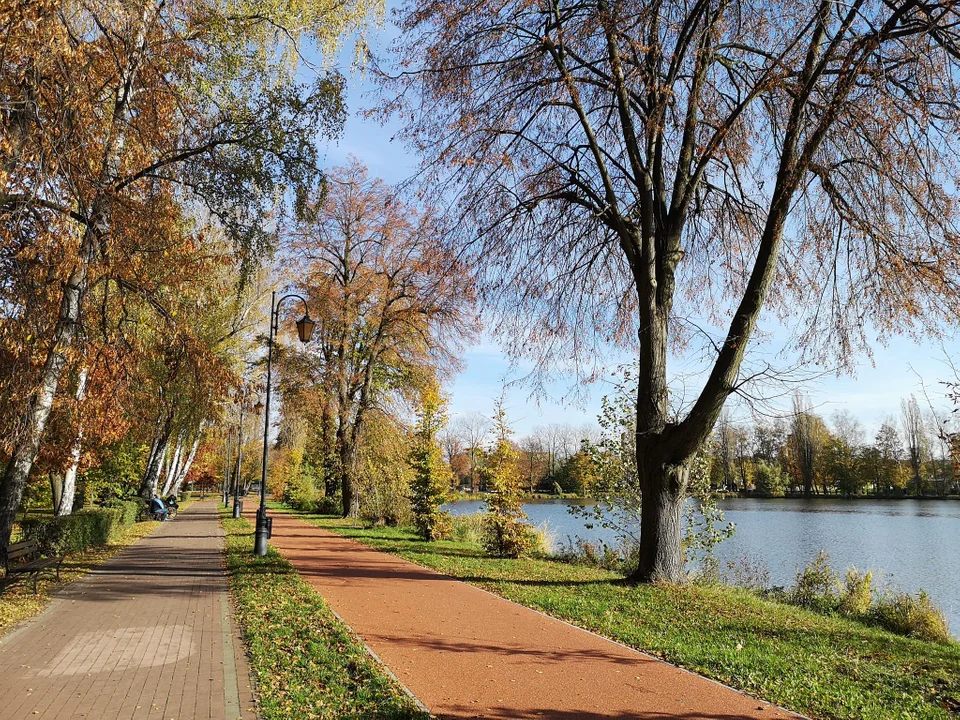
312 22 960 439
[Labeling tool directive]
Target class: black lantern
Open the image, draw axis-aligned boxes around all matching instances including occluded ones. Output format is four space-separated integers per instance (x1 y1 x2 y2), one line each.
295 314 316 343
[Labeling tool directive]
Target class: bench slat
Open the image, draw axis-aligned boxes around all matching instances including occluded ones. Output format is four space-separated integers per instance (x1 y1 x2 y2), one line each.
9 558 57 574
7 541 39 561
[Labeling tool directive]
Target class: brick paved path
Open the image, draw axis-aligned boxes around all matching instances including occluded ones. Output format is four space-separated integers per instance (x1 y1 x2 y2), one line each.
0 501 255 720
263 509 804 720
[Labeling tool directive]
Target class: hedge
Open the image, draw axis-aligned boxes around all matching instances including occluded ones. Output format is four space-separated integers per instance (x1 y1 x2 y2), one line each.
19 500 142 556
104 499 140 526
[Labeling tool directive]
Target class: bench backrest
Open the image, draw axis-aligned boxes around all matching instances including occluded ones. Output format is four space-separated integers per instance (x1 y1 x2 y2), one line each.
6 539 40 567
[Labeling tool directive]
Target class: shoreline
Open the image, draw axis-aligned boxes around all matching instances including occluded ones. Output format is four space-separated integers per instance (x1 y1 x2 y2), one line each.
450 491 960 503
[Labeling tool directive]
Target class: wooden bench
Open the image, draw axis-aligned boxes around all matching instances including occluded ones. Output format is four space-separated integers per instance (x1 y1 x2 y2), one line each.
3 539 64 595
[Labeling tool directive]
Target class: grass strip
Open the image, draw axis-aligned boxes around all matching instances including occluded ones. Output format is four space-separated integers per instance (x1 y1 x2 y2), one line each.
0 518 162 636
220 513 428 720
279 505 960 720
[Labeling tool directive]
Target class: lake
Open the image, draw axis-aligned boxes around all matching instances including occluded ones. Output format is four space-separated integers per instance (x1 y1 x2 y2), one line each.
447 497 960 633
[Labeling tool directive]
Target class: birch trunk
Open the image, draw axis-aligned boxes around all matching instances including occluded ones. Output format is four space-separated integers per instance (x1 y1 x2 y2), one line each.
161 434 184 497
171 434 201 497
57 367 89 516
141 431 171 501
0 241 95 550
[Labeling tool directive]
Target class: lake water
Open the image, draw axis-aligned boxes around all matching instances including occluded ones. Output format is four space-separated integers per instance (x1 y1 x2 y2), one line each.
447 497 960 633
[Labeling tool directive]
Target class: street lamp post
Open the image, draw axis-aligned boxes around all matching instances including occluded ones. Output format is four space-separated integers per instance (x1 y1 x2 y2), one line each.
255 291 314 556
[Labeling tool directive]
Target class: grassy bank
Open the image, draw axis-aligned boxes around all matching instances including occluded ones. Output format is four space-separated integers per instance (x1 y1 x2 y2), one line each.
279 504 960 720
0 518 161 636
219 513 428 720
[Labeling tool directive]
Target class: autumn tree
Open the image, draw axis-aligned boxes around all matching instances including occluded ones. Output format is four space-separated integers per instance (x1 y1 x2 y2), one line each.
712 412 738 492
875 421 908 494
0 0 377 550
518 435 550 494
452 412 493 492
900 394 929 494
408 386 453 540
481 403 536 558
753 421 787 466
382 0 960 581
287 159 476 516
787 395 827 497
437 425 470 487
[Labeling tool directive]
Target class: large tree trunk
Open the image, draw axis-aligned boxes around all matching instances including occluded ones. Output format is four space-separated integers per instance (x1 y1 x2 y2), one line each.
170 434 201 497
630 458 691 583
49 473 64 514
140 428 172 501
337 425 356 517
321 403 339 499
161 434 184 496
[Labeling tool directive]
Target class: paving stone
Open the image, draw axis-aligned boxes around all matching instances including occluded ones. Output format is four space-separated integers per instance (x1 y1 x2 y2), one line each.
0 501 255 720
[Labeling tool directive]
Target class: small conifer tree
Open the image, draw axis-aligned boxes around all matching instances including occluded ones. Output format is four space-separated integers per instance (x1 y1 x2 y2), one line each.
482 402 536 557
409 387 453 541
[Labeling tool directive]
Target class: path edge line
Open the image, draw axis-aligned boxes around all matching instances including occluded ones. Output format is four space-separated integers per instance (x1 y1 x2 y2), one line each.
217 514 263 720
324 603 433 717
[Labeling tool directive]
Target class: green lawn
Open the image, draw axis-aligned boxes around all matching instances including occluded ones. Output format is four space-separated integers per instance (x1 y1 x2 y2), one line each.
278 504 960 720
220 513 428 720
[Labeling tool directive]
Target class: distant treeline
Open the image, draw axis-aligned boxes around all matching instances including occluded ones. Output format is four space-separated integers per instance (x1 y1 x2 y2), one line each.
707 394 957 498
443 395 960 499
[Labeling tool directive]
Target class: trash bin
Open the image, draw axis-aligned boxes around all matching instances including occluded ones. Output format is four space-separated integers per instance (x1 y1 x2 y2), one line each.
265 516 273 539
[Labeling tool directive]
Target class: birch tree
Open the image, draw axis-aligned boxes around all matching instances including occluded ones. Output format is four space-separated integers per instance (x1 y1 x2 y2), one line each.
288 160 476 516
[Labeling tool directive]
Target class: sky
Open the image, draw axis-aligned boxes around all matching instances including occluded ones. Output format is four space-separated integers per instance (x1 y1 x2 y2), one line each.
307 19 960 440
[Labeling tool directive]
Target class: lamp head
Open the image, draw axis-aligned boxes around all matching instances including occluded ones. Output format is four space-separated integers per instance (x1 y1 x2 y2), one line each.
296 314 315 343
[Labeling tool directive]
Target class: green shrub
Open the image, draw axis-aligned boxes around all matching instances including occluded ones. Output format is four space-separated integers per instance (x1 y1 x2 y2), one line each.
21 509 111 555
18 500 142 556
315 495 341 515
839 568 874 616
284 474 319 512
104 499 140 527
413 509 452 541
791 551 839 610
482 513 538 558
753 461 786 497
871 590 952 643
